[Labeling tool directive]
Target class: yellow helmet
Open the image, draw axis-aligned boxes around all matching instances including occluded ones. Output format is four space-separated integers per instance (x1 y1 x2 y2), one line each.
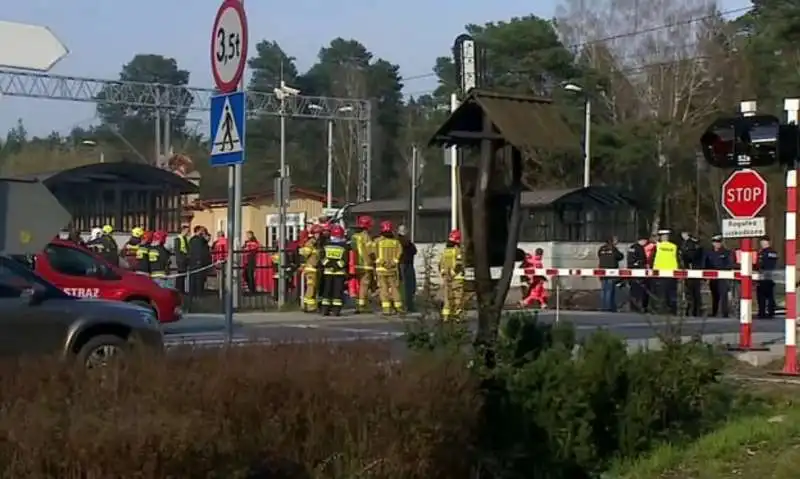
102 225 113 234
132 227 144 238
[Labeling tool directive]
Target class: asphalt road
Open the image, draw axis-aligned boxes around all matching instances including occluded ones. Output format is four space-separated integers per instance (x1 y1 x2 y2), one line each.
162 309 788 349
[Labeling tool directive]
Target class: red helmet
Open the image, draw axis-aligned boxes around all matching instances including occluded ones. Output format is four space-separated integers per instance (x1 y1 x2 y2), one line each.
309 224 322 235
299 230 309 243
448 229 462 244
153 231 167 244
330 224 345 238
356 215 373 229
380 220 393 233
142 231 153 243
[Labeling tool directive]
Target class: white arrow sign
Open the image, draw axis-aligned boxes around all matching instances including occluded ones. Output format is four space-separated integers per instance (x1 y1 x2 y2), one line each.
0 21 68 72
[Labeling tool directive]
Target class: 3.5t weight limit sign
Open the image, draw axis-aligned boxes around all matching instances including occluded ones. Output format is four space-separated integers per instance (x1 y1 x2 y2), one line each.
721 169 768 219
211 0 248 93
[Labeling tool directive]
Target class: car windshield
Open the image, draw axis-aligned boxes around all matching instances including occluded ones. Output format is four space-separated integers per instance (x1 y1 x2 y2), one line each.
0 255 67 299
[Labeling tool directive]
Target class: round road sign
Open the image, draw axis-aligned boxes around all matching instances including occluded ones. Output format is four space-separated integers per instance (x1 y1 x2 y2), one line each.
721 169 768 219
211 0 248 93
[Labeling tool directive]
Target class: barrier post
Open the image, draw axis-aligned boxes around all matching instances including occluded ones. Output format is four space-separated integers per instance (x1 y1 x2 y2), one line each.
783 98 799 374
738 100 758 350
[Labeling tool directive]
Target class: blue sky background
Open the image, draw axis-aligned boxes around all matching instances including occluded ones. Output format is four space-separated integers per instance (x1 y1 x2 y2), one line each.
0 0 752 137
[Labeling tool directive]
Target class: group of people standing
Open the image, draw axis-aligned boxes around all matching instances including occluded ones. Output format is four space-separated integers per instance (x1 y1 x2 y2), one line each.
618 229 779 318
297 216 424 317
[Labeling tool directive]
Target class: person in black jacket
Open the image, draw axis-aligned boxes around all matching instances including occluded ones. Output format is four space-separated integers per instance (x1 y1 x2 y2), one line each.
188 226 212 297
627 234 649 312
598 237 624 312
680 231 704 316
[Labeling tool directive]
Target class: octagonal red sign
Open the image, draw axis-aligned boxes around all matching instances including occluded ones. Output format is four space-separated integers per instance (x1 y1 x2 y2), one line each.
721 169 768 219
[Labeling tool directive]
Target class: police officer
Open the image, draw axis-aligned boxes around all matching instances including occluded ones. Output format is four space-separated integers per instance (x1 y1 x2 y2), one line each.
320 224 349 316
652 229 679 314
627 234 649 312
756 235 779 319
680 230 704 317
173 224 190 293
704 235 734 317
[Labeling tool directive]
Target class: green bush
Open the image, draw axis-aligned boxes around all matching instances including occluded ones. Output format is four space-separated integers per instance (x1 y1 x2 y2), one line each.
474 312 730 478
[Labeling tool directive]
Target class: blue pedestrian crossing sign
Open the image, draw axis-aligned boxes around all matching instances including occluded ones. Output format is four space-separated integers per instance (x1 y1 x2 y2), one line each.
209 91 246 167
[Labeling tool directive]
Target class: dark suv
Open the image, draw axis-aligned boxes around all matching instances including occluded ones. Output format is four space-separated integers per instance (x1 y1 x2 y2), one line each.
0 254 164 367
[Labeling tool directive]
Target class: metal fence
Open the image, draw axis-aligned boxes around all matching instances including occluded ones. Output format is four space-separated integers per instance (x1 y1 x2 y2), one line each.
180 247 302 313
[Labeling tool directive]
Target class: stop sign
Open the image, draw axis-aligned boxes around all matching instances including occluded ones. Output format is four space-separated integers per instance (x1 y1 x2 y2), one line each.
722 169 768 219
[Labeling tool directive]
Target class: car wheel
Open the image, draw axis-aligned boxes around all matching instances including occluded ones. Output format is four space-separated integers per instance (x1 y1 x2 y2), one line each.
77 334 128 369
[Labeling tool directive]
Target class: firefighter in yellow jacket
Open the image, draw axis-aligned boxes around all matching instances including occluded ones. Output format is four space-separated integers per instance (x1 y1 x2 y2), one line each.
439 229 465 321
374 220 404 315
351 215 375 313
299 224 322 312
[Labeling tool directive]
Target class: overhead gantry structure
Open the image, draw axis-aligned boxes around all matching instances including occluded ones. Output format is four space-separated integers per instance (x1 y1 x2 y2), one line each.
0 68 373 201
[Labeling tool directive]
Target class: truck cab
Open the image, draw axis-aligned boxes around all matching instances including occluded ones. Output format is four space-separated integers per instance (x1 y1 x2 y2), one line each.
21 239 182 323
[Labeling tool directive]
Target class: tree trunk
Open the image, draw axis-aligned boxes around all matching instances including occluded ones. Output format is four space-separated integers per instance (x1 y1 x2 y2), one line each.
473 140 524 359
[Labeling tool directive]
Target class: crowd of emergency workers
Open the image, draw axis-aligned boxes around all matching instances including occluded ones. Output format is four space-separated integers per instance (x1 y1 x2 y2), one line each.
65 215 468 319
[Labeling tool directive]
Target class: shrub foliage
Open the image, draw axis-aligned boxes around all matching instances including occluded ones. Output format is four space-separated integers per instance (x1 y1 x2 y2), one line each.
0 313 731 478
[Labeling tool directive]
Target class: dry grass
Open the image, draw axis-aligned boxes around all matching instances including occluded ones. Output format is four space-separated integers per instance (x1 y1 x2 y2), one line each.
0 342 480 479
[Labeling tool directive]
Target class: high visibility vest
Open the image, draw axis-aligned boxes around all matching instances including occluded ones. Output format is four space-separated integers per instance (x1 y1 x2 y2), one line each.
439 246 464 280
652 241 679 270
322 243 347 275
177 235 188 254
375 237 401 273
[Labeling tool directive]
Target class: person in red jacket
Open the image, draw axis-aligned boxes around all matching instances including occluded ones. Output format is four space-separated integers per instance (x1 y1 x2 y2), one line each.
242 230 260 293
520 248 548 309
211 231 228 268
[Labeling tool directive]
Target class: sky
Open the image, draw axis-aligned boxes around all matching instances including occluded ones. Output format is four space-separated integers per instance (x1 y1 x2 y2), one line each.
0 0 753 137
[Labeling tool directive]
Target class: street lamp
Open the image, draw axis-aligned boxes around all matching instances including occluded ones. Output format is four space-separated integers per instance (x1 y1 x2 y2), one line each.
308 104 354 210
562 82 592 188
273 80 300 308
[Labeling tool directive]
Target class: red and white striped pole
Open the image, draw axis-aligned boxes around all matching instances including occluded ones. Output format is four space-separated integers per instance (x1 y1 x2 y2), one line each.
783 98 798 374
739 101 757 349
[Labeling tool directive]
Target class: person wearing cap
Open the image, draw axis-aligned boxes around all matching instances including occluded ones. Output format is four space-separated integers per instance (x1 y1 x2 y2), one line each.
704 235 734 317
680 230 704 317
627 233 650 312
652 229 679 314
756 235 779 318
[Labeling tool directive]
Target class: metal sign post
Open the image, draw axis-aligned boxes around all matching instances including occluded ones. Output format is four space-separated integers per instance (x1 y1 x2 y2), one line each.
211 0 248 344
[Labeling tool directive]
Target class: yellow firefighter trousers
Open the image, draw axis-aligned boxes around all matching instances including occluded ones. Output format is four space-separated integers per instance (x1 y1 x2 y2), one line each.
356 269 372 312
441 276 465 320
303 270 318 311
376 271 403 314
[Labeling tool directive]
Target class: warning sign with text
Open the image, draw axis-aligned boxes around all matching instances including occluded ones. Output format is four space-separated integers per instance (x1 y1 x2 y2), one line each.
722 217 766 238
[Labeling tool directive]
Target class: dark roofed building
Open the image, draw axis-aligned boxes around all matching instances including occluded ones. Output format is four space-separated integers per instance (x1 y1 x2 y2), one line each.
349 186 640 243
13 161 198 234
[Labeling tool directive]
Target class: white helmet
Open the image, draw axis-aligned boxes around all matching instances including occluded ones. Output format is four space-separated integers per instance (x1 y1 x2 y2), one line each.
90 227 103 239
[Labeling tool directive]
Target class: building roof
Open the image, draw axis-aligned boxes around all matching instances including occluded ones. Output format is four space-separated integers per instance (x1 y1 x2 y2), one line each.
348 186 637 214
428 89 577 153
191 186 334 209
12 161 198 194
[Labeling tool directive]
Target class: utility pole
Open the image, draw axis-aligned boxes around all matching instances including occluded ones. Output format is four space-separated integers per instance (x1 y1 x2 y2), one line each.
410 144 419 242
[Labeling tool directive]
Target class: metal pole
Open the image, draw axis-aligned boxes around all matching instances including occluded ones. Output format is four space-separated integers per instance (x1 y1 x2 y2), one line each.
326 119 333 209
583 97 591 188
154 108 161 164
278 96 287 307
232 0 244 310
410 144 418 242
225 0 246 344
163 112 171 163
449 92 459 229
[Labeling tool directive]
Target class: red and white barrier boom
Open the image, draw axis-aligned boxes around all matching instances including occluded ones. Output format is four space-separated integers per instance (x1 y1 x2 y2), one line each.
783 99 799 375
